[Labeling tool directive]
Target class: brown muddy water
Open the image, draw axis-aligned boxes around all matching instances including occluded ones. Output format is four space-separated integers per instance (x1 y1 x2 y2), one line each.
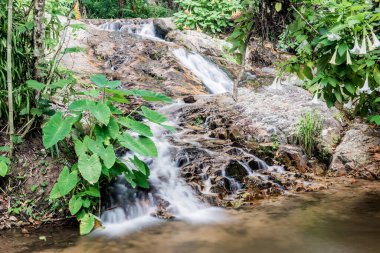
2 180 380 253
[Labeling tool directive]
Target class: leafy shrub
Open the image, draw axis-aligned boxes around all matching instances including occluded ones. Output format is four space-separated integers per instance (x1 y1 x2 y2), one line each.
173 0 242 33
0 0 74 127
42 74 173 235
82 0 172 19
280 0 380 125
295 111 323 157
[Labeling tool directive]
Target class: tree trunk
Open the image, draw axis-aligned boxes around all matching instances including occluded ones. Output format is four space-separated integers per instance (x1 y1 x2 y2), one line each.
33 0 46 80
232 32 253 101
118 0 125 17
7 0 14 156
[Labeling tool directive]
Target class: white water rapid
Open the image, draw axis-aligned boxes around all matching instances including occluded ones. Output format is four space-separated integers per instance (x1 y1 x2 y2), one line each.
172 48 233 94
96 103 224 236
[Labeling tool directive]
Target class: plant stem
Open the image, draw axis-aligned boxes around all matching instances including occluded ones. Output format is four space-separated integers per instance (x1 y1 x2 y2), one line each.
7 0 14 157
290 4 319 34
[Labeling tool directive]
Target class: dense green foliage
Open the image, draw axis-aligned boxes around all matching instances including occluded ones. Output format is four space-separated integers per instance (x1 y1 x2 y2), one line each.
0 0 72 127
173 0 242 33
228 0 380 125
282 0 380 125
42 74 173 235
82 0 173 19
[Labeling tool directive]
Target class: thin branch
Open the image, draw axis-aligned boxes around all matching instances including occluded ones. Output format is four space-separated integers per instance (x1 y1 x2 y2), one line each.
290 4 319 34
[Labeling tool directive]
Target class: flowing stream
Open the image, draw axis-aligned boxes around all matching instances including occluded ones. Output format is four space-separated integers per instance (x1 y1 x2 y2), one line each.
3 181 380 253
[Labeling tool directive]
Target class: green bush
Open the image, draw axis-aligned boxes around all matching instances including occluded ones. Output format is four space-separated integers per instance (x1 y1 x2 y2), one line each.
173 0 242 33
43 74 174 235
281 0 380 125
82 0 172 19
295 111 323 157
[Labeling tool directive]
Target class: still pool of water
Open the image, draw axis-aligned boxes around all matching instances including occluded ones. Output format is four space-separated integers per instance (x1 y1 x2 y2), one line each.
2 181 380 253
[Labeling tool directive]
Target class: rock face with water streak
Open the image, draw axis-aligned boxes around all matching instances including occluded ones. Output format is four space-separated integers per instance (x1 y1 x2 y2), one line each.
86 30 208 97
329 123 380 179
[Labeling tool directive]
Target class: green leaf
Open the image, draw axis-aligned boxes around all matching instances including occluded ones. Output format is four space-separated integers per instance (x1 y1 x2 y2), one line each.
49 183 63 199
133 171 149 189
69 195 83 215
62 47 85 54
43 112 74 149
78 154 102 184
275 2 282 12
85 186 100 197
0 146 10 152
369 115 380 125
27 80 45 91
374 66 380 85
80 214 95 235
139 106 167 124
94 118 119 142
50 79 72 89
130 156 150 176
89 102 111 125
74 139 88 157
90 74 121 89
69 99 94 112
118 133 158 157
0 161 8 177
334 91 343 103
303 66 313 80
124 90 172 103
57 166 78 196
118 117 153 137
103 146 116 169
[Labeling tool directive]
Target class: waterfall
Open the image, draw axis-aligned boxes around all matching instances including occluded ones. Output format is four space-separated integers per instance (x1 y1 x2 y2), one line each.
98 20 161 40
172 48 233 94
97 103 224 236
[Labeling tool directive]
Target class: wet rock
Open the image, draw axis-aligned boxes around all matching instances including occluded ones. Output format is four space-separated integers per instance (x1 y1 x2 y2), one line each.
329 123 380 179
225 160 249 182
175 148 210 167
229 125 242 141
243 177 283 200
248 159 269 171
183 95 196 103
210 127 228 140
153 18 176 38
166 30 231 58
275 145 310 173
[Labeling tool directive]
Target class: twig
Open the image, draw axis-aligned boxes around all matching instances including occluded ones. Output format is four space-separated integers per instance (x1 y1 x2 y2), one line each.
290 4 319 34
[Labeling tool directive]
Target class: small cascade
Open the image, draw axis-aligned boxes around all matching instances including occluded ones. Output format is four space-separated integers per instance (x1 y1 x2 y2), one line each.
172 48 233 94
98 103 223 236
98 20 161 40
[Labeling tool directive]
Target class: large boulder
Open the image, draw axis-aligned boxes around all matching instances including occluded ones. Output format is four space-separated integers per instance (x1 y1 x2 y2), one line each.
166 30 231 58
153 18 177 37
329 123 380 179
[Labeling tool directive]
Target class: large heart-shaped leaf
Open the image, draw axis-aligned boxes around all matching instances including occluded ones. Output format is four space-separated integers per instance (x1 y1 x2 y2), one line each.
88 102 111 125
130 156 150 176
118 117 153 137
49 183 63 199
103 146 116 169
118 133 157 157
69 195 83 215
27 80 45 91
78 154 102 184
139 106 167 124
57 166 78 196
90 74 121 89
124 89 172 103
69 99 94 112
80 213 95 235
43 112 74 149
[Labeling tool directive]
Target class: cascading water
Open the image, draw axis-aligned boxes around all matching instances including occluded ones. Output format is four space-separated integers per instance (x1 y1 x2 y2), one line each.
172 48 233 94
97 103 224 236
95 19 282 236
98 20 161 40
